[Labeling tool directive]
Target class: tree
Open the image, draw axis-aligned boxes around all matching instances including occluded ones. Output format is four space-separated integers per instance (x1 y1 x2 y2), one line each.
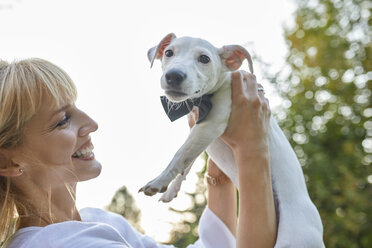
106 185 144 233
165 1 372 247
268 0 371 247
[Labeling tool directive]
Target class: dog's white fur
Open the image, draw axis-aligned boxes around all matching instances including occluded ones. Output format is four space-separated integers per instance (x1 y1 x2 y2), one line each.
141 33 325 247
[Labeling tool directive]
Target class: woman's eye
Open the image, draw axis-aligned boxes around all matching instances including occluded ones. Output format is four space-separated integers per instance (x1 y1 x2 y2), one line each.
165 50 174 57
198 55 210 64
56 114 71 128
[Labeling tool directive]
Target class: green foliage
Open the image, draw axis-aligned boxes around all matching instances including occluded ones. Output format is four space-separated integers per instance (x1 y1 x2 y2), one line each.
106 185 144 233
268 0 372 247
157 1 372 247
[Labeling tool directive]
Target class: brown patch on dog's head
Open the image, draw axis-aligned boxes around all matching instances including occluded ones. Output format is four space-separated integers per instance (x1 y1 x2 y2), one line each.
147 33 177 68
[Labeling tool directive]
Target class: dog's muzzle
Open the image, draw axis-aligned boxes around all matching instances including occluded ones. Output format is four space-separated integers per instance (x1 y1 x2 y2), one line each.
165 69 187 87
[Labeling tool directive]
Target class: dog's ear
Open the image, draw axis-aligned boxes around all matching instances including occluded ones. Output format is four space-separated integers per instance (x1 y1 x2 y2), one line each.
219 45 254 73
148 33 177 68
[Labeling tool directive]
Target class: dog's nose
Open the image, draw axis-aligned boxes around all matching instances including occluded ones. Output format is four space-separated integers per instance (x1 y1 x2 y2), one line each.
165 69 187 87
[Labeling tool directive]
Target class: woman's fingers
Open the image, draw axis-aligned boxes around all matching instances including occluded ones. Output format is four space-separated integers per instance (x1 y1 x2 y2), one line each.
240 72 270 116
242 72 258 99
256 83 271 117
222 70 271 149
257 83 265 96
231 71 245 101
187 107 199 128
231 71 260 101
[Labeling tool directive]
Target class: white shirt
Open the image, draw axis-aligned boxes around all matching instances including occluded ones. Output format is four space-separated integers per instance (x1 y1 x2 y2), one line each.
6 207 235 248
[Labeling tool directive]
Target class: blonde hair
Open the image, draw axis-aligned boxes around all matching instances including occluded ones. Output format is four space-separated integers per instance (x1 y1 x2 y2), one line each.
0 58 77 243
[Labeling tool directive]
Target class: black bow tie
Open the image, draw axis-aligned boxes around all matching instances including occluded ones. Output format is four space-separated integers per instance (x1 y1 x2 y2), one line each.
160 94 214 124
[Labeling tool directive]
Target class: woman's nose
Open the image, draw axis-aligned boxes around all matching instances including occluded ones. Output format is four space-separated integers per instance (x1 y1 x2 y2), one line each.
78 112 99 137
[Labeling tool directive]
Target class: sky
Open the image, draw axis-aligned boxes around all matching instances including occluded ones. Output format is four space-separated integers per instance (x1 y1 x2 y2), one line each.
0 0 295 242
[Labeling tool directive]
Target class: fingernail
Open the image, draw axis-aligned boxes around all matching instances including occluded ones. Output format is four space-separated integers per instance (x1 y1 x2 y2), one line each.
242 81 247 91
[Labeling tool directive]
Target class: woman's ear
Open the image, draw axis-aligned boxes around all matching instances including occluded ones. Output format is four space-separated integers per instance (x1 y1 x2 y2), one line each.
0 149 22 177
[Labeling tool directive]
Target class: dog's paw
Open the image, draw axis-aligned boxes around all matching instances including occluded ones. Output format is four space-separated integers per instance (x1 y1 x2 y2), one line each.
139 178 169 196
159 191 178 203
159 174 185 202
159 185 179 202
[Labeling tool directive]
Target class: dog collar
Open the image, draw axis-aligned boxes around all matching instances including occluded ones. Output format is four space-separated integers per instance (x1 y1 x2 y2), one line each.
160 94 214 124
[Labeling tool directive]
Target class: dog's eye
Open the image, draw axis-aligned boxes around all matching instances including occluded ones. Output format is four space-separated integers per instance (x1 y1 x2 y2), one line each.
198 55 210 64
165 50 174 57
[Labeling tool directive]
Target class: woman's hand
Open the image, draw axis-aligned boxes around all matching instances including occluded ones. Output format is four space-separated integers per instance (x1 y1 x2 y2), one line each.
222 71 276 248
188 72 276 247
187 107 199 129
220 71 271 156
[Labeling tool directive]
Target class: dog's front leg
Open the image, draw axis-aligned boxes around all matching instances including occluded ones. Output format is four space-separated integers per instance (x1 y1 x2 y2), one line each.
139 118 228 197
159 164 193 202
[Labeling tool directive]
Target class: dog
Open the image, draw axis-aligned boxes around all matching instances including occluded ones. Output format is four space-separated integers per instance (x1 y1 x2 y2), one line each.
140 33 325 247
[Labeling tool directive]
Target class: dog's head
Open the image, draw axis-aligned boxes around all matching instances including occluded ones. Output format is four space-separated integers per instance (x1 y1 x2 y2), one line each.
148 33 253 103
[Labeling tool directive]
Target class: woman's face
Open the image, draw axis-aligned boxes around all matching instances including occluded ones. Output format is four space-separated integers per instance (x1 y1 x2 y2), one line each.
13 93 102 186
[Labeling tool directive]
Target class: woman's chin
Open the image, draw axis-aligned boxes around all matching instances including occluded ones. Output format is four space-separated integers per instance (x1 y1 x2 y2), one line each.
73 158 102 182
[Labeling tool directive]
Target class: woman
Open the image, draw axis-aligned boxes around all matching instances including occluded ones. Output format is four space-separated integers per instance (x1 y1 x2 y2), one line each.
0 58 276 247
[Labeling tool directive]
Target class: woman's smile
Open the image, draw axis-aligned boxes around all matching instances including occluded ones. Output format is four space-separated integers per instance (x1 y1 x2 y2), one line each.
72 140 95 160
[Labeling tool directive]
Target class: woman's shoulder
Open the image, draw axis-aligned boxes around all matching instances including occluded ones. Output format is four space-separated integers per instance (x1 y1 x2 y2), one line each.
7 208 134 248
6 226 42 248
80 207 129 225
80 207 136 235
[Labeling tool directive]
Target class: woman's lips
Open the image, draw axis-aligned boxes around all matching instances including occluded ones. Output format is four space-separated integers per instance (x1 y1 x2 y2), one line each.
73 152 95 161
72 139 95 159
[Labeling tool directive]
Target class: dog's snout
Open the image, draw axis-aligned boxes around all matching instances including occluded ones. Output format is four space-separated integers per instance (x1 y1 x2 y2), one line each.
165 69 187 87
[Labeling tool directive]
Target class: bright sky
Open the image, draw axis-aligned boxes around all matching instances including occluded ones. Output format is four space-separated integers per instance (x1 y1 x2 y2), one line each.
0 0 295 242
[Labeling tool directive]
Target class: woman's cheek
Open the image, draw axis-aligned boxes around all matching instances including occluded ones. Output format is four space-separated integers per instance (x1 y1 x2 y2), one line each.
47 130 77 166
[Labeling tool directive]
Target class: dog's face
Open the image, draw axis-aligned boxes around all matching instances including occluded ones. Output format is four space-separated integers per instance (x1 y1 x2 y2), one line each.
148 33 254 103
158 37 222 102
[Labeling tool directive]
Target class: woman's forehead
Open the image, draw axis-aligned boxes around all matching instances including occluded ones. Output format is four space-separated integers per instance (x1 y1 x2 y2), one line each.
41 84 76 106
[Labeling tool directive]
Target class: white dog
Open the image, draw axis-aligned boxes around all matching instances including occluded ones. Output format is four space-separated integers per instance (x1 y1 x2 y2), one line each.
140 33 325 247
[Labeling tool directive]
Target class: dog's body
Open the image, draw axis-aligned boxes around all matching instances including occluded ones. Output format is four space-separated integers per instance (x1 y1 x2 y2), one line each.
141 33 325 247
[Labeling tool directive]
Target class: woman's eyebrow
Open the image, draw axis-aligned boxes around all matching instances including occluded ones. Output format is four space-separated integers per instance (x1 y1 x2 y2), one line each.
52 104 71 116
